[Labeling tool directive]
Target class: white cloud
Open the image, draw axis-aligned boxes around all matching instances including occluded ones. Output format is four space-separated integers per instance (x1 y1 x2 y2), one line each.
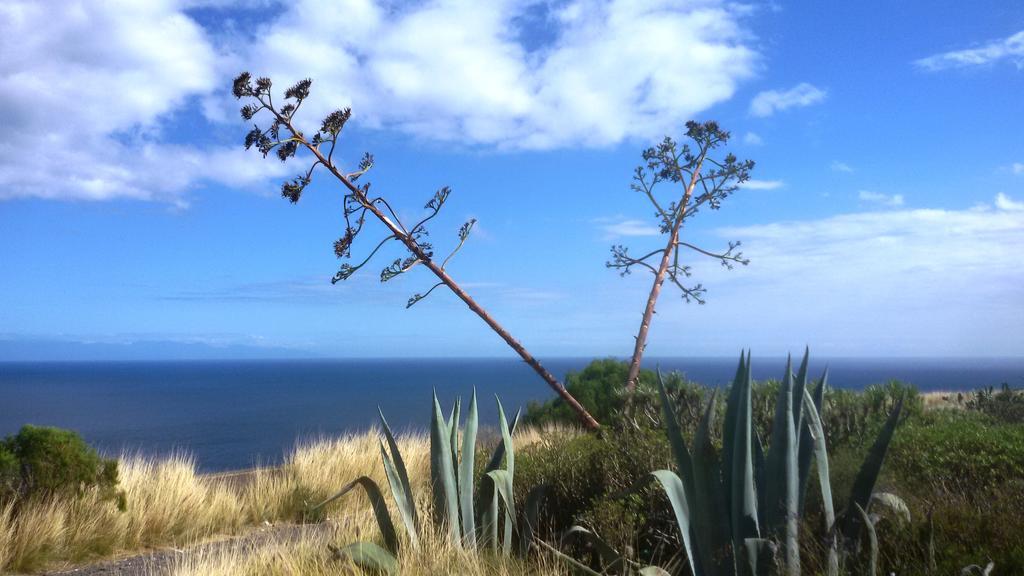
996 192 1024 211
230 0 759 150
858 190 904 207
749 82 826 117
743 132 763 145
1 0 761 203
1012 162 1024 175
915 30 1024 71
831 161 854 173
741 179 784 190
0 0 286 204
599 218 661 238
684 196 1024 356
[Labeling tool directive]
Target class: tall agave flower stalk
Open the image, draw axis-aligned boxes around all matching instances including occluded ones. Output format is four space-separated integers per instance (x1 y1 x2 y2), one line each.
312 390 525 574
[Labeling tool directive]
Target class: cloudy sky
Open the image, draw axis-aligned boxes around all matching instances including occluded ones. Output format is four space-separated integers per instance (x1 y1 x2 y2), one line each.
0 0 1022 360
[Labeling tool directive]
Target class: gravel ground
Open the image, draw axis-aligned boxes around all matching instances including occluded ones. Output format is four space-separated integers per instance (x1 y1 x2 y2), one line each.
40 523 330 576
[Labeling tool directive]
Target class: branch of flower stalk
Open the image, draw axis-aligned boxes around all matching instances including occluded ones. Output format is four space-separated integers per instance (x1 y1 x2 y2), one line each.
263 104 601 431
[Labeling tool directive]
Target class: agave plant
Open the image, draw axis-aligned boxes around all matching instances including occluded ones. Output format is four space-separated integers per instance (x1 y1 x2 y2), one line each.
313 390 523 574
549 350 904 576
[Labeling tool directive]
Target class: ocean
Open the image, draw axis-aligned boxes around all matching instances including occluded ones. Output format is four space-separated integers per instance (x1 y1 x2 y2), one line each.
2 357 1021 471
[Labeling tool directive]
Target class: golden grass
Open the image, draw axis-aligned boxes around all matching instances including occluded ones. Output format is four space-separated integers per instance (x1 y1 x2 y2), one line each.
166 518 567 576
0 454 248 573
921 390 969 411
0 425 570 574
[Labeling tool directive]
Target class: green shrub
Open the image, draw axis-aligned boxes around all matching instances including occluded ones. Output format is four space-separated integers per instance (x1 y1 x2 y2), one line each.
1 425 120 503
887 410 1024 493
0 442 18 499
515 427 674 563
966 383 1024 423
822 380 922 448
824 408 1024 575
524 359 702 430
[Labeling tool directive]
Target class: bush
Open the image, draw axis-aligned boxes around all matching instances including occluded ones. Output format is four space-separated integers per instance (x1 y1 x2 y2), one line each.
524 359 702 429
1 425 120 504
515 427 676 564
966 383 1024 424
0 443 17 498
887 410 1024 493
822 379 922 448
823 408 1024 575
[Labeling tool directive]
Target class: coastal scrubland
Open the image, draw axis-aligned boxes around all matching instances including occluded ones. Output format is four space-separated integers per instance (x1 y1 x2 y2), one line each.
1 364 1022 575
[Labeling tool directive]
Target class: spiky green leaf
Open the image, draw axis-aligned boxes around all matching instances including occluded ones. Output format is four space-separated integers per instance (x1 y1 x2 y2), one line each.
731 352 760 556
562 525 626 573
430 390 461 544
797 368 828 516
801 388 838 576
840 395 903 542
855 503 878 576
313 477 399 554
459 390 478 547
378 439 419 547
379 409 419 533
487 469 517 556
652 470 701 576
331 542 399 576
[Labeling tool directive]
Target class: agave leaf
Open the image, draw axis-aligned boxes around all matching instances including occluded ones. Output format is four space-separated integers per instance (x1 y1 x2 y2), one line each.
562 525 626 573
657 369 697 499
692 391 731 576
802 388 838 576
313 477 399 554
763 356 799 575
331 542 399 576
483 407 522 473
522 484 549 557
487 469 517 556
652 470 701 576
533 537 603 576
721 350 747 520
378 409 419 531
478 407 520 550
459 390 478 547
481 484 500 551
495 397 517 554
752 428 767 527
870 492 910 526
792 347 810 435
960 562 996 576
731 352 761 558
797 368 828 516
840 395 903 542
449 397 461 492
742 538 775 576
378 439 419 547
430 390 461 543
763 355 792 531
855 503 877 576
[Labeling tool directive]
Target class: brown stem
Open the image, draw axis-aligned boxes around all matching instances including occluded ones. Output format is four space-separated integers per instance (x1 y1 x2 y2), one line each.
625 156 706 392
285 118 600 429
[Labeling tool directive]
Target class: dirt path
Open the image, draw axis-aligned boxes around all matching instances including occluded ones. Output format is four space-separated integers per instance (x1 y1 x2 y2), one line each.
41 523 330 576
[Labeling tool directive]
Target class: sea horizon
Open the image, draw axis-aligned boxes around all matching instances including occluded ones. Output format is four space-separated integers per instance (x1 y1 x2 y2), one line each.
4 356 1022 471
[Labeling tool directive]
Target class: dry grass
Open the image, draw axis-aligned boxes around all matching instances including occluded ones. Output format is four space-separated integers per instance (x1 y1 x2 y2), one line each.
921 390 969 411
0 425 569 575
0 454 248 573
166 519 567 576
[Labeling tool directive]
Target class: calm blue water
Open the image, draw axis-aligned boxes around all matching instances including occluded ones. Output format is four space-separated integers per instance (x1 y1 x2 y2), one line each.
2 357 1021 471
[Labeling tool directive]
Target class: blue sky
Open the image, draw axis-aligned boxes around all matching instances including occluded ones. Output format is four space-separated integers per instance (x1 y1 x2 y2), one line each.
0 0 1022 360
